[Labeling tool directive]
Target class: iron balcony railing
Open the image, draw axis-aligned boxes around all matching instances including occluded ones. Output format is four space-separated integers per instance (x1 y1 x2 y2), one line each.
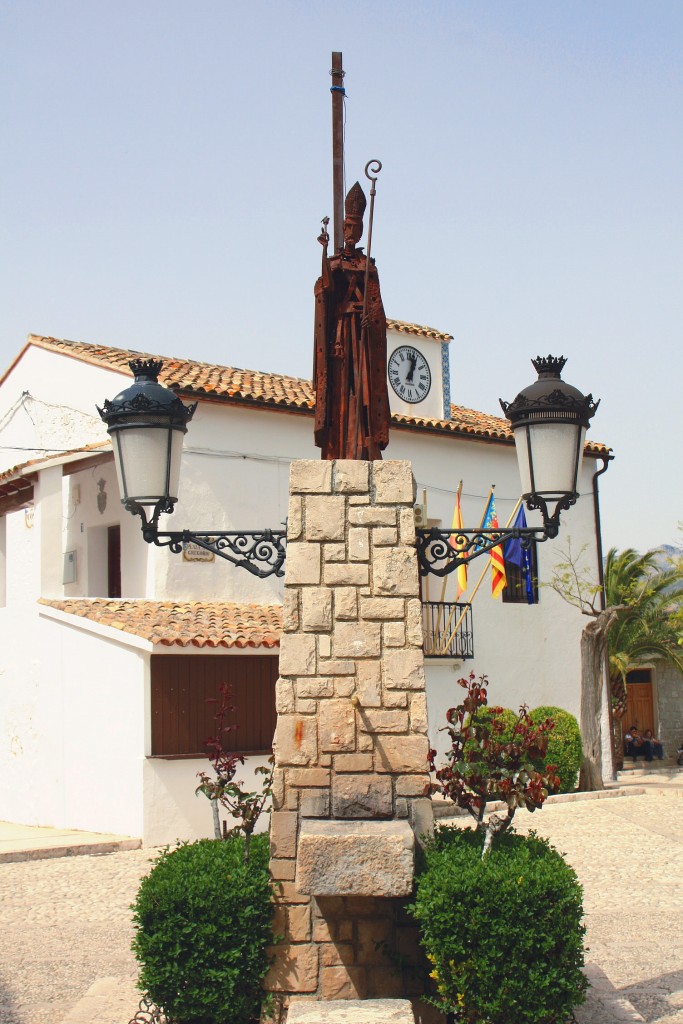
422 601 474 659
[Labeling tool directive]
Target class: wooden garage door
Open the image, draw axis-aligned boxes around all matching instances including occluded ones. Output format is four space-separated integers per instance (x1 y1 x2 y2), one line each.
151 654 278 757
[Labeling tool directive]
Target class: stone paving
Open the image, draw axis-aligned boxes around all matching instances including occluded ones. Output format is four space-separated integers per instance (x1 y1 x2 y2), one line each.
489 792 683 1024
0 792 681 1023
0 846 152 1024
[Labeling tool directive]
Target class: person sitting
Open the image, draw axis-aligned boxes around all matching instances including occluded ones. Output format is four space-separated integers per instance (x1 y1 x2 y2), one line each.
642 729 664 761
624 725 644 759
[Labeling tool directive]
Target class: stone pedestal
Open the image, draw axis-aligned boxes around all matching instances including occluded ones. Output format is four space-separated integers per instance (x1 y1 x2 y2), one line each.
266 460 433 1005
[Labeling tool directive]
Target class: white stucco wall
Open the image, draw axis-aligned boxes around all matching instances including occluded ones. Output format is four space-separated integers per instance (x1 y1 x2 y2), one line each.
62 459 151 598
143 754 272 847
1 590 275 843
0 605 146 835
0 345 124 474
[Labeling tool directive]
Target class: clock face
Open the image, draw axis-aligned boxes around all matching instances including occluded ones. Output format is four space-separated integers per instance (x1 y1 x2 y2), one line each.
387 346 432 404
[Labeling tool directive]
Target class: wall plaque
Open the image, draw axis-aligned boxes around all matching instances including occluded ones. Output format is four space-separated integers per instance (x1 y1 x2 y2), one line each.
182 541 215 563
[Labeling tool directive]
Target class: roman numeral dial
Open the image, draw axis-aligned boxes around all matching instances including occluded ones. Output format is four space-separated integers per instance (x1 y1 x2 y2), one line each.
387 346 432 404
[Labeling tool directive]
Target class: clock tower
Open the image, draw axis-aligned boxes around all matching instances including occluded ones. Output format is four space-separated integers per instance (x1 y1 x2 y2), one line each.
385 319 453 421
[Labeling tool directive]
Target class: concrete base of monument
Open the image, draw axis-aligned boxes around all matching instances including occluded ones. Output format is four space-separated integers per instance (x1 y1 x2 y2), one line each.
286 997 416 1023
295 819 415 898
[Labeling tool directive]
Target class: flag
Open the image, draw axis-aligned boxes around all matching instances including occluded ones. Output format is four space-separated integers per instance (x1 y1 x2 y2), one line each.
448 483 468 600
481 491 506 598
504 505 534 604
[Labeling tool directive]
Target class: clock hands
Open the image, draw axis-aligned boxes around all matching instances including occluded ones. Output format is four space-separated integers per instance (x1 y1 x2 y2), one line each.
405 352 418 384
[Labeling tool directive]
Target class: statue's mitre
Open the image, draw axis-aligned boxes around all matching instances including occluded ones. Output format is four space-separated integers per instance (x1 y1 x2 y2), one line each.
345 181 367 220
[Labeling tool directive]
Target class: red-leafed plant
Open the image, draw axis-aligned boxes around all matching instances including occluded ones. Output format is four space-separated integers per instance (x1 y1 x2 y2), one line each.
430 673 560 856
195 683 273 861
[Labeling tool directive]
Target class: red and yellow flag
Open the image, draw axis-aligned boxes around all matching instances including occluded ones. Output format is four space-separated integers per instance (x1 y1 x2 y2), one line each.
481 491 507 599
449 482 468 600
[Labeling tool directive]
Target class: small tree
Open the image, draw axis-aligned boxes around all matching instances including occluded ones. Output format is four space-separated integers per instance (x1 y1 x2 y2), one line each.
550 542 683 790
430 673 559 857
195 683 273 861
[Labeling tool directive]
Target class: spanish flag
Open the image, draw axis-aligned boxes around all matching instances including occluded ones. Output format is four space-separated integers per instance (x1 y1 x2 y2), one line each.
448 482 468 600
481 491 507 599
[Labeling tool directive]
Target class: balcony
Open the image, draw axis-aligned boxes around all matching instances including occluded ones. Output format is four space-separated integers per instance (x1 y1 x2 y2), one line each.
422 601 474 659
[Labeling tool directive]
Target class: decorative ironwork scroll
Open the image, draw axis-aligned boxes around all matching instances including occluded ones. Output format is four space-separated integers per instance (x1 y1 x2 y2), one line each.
416 525 548 579
128 994 173 1024
150 529 287 579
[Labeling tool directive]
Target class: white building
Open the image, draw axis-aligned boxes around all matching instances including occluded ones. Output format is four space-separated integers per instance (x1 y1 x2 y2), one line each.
0 326 611 845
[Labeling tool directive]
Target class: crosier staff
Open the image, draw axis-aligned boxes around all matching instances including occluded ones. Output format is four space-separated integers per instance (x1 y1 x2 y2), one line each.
354 159 382 457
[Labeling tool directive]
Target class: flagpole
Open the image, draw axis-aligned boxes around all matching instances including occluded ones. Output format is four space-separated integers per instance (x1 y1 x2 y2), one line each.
436 495 523 656
434 480 462 656
439 481 463 606
422 488 432 654
433 486 493 653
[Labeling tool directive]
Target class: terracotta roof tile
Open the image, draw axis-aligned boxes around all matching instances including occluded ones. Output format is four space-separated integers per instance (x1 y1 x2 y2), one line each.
386 319 453 342
39 598 283 649
0 441 110 486
27 335 315 410
393 403 607 455
25 335 609 455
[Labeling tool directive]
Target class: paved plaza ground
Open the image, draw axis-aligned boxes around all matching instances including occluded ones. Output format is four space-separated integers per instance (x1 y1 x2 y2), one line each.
0 790 680 1023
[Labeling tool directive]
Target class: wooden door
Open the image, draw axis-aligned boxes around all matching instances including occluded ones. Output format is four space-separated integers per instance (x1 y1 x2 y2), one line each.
107 525 121 598
625 670 654 734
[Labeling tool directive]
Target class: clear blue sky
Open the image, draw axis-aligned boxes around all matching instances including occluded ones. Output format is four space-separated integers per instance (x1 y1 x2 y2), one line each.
2 1 682 552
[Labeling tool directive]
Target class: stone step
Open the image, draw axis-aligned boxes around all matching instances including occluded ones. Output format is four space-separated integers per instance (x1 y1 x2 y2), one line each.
60 975 141 1024
617 763 683 780
287 998 415 1023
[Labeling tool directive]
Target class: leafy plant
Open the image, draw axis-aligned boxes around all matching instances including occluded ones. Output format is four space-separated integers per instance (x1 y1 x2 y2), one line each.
530 705 582 792
430 673 559 856
411 826 587 1024
196 683 273 859
549 541 683 789
132 834 274 1024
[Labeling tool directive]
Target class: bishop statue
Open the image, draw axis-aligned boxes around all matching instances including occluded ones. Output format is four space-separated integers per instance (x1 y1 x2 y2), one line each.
313 181 390 461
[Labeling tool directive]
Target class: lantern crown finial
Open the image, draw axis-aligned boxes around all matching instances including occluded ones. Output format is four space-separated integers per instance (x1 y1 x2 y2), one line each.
129 357 163 381
532 354 567 379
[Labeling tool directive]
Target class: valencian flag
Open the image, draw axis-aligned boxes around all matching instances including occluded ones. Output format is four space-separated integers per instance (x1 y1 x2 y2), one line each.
480 491 507 598
504 505 535 604
448 482 468 600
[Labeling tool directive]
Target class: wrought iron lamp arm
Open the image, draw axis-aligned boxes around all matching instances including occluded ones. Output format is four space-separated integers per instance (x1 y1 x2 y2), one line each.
417 523 549 579
124 500 286 579
416 491 577 579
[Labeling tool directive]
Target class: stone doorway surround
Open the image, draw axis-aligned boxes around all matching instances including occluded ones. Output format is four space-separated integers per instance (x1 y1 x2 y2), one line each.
265 460 434 1009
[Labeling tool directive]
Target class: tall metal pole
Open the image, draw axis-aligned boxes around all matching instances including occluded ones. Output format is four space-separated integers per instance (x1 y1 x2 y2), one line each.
331 51 345 253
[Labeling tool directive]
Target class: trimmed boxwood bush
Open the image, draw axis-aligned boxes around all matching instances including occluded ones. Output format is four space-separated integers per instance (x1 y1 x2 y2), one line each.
530 706 583 793
131 835 274 1024
469 705 518 744
411 826 587 1024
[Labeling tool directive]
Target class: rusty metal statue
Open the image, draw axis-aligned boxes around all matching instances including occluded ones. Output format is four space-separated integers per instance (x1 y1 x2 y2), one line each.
313 163 390 460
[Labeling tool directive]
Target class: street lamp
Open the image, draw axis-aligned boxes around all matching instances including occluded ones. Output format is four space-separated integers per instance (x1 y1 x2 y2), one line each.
97 359 286 578
98 354 597 581
500 354 599 537
415 355 599 577
97 359 197 535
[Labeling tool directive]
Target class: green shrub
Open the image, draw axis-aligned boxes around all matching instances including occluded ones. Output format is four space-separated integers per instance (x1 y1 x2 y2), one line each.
131 834 274 1024
411 826 587 1024
530 706 583 793
476 704 518 742
460 704 518 783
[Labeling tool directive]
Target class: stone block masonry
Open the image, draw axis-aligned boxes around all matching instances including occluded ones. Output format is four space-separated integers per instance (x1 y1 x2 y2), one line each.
266 461 433 1007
